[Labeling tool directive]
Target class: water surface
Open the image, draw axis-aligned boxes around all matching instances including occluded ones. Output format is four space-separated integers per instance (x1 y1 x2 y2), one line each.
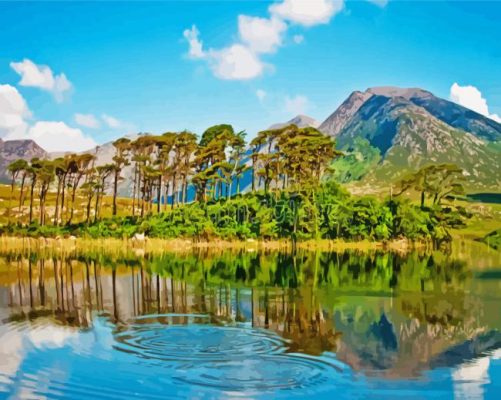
0 246 500 399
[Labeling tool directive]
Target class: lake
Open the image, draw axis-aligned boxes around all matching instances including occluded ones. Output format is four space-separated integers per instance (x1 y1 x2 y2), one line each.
0 245 500 399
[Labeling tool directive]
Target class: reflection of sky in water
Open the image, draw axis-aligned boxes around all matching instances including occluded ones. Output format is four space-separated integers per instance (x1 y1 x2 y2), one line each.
0 316 500 399
0 249 500 398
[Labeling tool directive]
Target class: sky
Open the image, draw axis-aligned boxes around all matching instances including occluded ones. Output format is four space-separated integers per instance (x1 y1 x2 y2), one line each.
0 0 500 152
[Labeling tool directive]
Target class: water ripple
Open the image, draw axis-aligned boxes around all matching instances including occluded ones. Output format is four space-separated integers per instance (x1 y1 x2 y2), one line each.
173 354 342 394
113 321 287 362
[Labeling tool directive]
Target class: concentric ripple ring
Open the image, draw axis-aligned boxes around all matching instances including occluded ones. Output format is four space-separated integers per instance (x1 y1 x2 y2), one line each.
113 321 288 362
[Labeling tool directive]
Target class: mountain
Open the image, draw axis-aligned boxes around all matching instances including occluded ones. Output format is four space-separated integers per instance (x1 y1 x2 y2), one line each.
319 86 501 190
269 114 319 130
48 133 142 196
0 139 48 183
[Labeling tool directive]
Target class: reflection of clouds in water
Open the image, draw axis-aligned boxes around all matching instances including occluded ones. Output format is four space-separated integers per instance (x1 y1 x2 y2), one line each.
0 326 24 386
0 318 116 398
28 325 76 349
452 356 493 400
0 323 75 398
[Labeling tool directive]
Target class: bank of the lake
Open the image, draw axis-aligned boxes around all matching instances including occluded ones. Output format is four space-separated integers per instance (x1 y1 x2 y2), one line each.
0 234 498 258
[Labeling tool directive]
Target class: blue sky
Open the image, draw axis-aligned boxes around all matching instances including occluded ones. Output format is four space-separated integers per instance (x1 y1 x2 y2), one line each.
0 0 500 152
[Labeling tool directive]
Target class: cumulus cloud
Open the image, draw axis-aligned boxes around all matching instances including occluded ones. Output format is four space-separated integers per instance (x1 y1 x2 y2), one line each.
8 121 97 152
74 113 100 129
450 83 501 123
270 0 344 27
238 15 287 54
208 45 265 80
0 84 31 138
10 59 72 102
184 0 344 80
285 95 309 115
256 89 267 102
1 83 97 152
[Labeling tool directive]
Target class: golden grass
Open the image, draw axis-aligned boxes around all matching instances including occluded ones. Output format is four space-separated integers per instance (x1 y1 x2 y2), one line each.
0 235 440 259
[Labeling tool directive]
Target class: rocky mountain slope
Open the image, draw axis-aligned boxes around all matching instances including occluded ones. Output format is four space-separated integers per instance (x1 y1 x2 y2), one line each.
0 139 48 182
1 88 500 192
320 87 501 190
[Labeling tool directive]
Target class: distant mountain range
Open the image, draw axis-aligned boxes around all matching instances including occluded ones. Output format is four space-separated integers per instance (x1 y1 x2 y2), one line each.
1 86 500 192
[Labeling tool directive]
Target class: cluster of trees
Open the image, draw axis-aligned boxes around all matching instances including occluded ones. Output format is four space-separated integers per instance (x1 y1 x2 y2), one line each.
3 122 470 244
394 164 466 208
5 124 340 228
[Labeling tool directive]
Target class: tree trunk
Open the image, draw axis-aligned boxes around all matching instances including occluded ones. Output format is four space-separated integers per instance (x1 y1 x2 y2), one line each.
112 169 119 216
54 179 62 225
157 176 161 213
68 185 77 224
94 188 100 223
164 181 170 213
29 179 36 224
8 175 15 223
19 174 26 212
60 175 67 225
132 166 138 216
171 175 177 210
181 176 187 205
86 194 92 224
420 191 425 209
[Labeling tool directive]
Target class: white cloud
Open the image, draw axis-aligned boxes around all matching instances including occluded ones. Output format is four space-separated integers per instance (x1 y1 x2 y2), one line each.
6 121 97 152
10 59 72 102
367 0 389 7
285 95 309 115
450 83 501 123
74 113 100 129
1 83 97 152
183 25 205 59
184 1 345 81
208 45 265 80
102 114 123 129
270 0 344 27
238 15 287 54
0 84 31 139
256 89 267 102
293 34 304 44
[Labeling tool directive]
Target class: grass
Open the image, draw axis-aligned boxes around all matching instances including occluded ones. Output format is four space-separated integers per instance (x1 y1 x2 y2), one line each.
0 183 135 225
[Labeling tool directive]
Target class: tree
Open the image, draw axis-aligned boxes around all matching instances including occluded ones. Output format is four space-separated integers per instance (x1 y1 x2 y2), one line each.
396 164 465 208
67 154 95 224
53 157 72 225
111 138 131 216
94 164 114 221
174 131 198 205
130 135 156 216
26 159 42 224
36 160 55 225
7 159 28 222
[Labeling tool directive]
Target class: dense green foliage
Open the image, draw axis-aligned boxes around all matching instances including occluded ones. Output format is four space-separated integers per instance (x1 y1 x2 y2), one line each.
1 180 468 244
3 122 471 244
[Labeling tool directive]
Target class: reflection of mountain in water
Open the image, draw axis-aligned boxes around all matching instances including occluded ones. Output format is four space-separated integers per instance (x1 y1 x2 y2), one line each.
0 249 499 379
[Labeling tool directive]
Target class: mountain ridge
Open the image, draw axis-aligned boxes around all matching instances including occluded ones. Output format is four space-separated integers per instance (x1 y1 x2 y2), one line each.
321 86 501 190
1 86 500 192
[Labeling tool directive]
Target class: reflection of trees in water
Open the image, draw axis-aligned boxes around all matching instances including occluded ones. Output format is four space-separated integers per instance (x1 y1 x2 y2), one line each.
0 249 496 377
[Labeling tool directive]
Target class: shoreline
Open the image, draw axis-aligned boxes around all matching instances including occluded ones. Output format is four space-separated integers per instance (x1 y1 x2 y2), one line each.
0 235 436 255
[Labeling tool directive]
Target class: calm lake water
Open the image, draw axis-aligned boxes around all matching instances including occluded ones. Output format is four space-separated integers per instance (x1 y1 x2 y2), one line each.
0 245 500 399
